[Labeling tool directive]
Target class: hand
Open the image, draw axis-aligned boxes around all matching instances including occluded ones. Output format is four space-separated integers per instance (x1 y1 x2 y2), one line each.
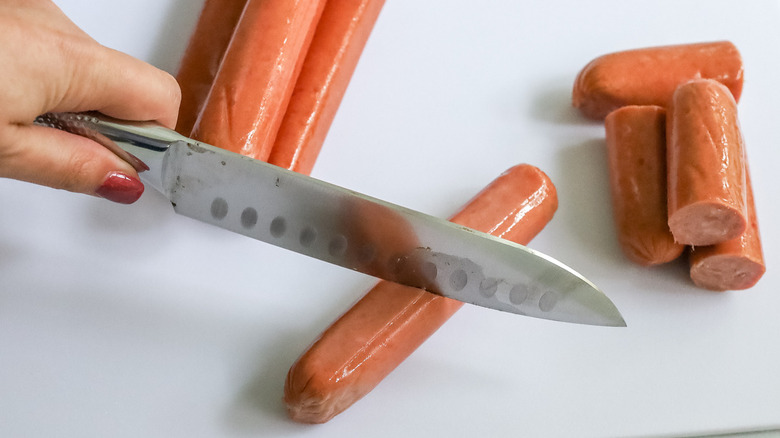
0 0 181 204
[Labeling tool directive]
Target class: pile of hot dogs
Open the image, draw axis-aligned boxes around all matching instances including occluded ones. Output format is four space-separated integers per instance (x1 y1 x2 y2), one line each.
175 3 766 424
573 41 765 291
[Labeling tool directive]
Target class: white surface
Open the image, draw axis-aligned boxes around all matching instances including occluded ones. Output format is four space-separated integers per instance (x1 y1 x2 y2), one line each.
2 1 779 437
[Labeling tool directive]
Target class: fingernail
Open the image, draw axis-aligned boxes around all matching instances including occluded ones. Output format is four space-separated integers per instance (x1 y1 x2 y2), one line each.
95 172 145 204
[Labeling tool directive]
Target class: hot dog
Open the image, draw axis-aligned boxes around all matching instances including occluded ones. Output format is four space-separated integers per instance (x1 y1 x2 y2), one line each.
284 164 558 423
666 79 748 246
689 171 765 290
190 0 325 160
604 105 684 265
573 41 744 119
267 0 385 175
174 0 249 136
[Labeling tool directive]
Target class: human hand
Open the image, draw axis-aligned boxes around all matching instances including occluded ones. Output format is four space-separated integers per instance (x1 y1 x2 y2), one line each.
0 0 181 204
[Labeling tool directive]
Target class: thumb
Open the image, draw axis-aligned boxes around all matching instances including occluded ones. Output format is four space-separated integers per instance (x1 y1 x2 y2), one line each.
0 123 144 204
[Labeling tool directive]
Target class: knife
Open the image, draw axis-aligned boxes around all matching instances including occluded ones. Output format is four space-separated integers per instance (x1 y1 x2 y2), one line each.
34 112 625 327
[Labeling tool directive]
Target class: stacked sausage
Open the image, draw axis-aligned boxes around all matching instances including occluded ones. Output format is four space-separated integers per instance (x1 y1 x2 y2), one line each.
573 41 765 291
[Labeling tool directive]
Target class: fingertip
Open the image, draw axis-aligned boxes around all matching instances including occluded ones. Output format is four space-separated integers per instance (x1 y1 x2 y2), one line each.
157 69 182 129
95 171 145 204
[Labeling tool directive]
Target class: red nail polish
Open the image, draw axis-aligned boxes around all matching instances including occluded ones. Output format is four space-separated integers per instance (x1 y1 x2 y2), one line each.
95 172 145 204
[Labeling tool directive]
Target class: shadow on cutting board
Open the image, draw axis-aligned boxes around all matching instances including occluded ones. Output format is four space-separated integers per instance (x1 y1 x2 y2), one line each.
554 137 621 264
524 76 597 126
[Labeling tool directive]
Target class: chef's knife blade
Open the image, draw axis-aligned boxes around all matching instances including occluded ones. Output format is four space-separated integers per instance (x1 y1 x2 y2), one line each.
35 112 625 327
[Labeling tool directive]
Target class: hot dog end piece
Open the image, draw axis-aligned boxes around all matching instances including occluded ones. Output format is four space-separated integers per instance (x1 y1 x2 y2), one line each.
573 41 744 119
666 79 748 246
605 105 684 265
689 172 765 290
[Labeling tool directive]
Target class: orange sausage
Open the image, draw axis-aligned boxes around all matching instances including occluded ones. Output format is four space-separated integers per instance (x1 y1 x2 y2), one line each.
689 171 765 290
190 0 325 160
605 105 684 265
573 41 744 120
267 0 385 175
174 0 249 136
667 79 748 246
284 164 558 423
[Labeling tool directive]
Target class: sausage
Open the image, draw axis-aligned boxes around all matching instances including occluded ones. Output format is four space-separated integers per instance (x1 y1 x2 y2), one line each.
573 41 744 119
174 0 249 136
604 105 684 265
190 0 326 160
284 164 558 423
666 79 748 246
267 0 385 175
689 171 765 290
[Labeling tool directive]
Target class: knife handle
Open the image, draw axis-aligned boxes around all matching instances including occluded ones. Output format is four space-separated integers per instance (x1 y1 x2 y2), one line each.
33 112 188 193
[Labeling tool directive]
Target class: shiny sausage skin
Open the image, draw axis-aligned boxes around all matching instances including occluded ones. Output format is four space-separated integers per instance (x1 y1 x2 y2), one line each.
667 79 748 246
573 41 743 119
690 171 765 290
284 164 558 423
174 0 248 136
191 0 326 160
605 105 684 265
267 0 385 175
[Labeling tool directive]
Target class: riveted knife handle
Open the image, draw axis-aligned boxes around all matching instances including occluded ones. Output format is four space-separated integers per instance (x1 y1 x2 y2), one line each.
34 112 188 193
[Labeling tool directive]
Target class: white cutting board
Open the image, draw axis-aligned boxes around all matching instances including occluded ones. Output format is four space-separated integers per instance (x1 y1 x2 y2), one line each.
1 1 778 437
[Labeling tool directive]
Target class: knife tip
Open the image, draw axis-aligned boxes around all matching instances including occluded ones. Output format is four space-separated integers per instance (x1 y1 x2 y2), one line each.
565 281 628 327
606 313 628 327
594 299 627 328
